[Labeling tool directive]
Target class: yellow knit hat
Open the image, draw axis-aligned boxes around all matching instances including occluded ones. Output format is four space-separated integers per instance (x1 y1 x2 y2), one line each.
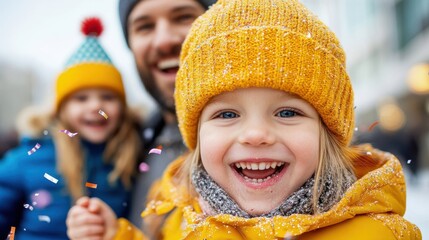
55 17 125 112
175 0 355 149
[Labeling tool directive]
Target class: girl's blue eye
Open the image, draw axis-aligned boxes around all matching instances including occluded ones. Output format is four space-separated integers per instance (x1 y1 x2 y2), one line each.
277 109 298 118
218 111 238 119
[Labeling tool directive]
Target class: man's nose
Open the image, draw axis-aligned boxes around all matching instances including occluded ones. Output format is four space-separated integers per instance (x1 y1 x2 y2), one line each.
152 20 182 55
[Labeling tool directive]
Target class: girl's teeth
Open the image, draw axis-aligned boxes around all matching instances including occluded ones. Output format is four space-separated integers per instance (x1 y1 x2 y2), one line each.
235 161 285 170
240 163 247 169
234 161 285 183
243 173 276 183
251 163 258 170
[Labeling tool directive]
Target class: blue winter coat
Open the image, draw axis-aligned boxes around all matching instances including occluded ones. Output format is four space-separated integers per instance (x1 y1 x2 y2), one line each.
0 136 131 240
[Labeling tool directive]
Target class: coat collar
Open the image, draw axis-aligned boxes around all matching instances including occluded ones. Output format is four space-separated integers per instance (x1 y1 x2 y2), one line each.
142 144 409 238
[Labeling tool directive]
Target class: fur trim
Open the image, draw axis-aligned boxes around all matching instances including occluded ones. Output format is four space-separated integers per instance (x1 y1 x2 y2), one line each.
16 105 54 138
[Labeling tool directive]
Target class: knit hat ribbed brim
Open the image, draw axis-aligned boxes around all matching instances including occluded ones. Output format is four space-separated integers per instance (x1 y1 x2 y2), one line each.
175 0 354 149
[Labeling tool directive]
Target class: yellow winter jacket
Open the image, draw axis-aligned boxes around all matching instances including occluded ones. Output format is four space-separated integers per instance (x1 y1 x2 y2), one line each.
114 145 421 239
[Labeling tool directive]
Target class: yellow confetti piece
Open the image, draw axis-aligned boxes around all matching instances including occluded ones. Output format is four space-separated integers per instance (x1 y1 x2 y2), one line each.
85 182 97 189
98 109 108 119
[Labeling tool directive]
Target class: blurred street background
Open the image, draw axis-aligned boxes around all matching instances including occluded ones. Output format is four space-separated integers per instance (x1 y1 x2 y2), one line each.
1 0 428 237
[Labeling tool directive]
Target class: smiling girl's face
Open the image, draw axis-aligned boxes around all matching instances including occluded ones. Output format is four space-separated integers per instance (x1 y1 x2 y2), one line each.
60 88 123 144
199 87 320 215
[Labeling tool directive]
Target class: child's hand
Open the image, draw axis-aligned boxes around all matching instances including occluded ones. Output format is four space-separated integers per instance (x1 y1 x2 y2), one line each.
66 196 118 240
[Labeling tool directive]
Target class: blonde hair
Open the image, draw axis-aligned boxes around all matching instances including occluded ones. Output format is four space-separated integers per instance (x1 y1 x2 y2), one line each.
54 106 141 201
313 120 356 213
175 119 356 214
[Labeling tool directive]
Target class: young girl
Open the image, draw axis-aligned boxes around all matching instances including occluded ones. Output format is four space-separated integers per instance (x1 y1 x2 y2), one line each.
66 1 422 239
0 17 141 240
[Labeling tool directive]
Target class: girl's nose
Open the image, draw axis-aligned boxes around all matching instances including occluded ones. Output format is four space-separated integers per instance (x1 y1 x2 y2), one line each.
237 119 276 146
88 98 103 111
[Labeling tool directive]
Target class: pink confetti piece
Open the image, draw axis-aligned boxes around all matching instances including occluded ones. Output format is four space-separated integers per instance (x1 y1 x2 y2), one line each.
98 109 108 119
148 148 162 155
44 173 58 184
27 143 41 155
59 129 78 137
31 190 52 209
139 162 150 172
38 215 51 223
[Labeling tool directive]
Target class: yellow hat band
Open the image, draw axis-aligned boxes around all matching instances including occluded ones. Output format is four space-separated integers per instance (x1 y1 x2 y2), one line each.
55 63 125 111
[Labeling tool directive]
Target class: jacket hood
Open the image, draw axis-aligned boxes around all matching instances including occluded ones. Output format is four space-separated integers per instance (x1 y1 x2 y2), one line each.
142 145 421 239
15 105 54 138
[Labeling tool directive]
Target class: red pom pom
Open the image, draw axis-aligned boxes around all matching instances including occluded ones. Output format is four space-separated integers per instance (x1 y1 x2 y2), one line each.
81 17 103 37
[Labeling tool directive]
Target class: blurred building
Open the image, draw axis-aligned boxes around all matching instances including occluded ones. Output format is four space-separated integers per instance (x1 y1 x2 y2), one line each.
302 0 429 174
0 62 36 157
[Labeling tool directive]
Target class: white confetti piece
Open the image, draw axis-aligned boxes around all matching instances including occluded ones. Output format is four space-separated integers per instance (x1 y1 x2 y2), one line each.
27 143 41 155
59 129 78 137
407 159 412 164
38 215 51 223
98 109 108 119
44 173 58 184
23 203 33 211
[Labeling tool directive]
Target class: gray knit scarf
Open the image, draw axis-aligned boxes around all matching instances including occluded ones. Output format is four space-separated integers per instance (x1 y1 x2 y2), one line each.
191 165 354 218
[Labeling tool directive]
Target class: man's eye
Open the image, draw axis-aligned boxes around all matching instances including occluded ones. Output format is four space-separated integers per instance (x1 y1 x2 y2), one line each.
176 14 197 23
276 109 298 118
217 111 238 119
134 23 154 33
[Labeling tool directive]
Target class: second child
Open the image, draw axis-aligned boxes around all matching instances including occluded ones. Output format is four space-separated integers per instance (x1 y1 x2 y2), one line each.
0 17 141 240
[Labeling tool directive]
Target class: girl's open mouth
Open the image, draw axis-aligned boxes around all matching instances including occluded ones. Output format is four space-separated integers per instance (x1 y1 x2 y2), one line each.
232 161 286 184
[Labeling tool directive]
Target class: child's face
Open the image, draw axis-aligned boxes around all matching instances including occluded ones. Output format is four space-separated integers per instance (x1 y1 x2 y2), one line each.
199 87 320 215
60 88 123 144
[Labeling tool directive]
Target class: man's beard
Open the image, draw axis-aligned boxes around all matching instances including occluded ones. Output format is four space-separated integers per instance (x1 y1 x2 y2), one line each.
137 68 176 114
